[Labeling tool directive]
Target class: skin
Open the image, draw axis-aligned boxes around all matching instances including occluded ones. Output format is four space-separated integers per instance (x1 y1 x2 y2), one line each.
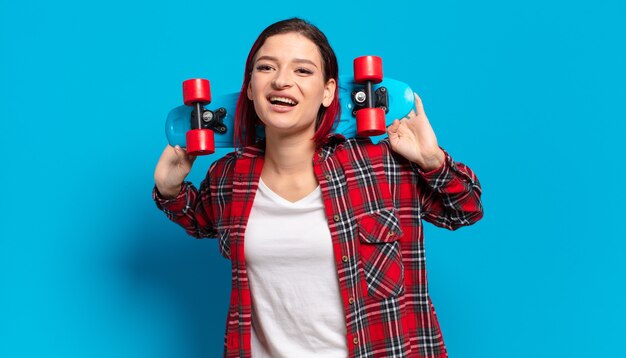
246 33 335 202
387 94 445 172
154 32 444 200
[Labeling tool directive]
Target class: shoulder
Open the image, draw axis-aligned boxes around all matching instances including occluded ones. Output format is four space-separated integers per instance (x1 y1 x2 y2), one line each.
341 137 397 161
206 151 238 181
321 134 409 169
210 150 237 169
338 138 417 179
207 141 266 178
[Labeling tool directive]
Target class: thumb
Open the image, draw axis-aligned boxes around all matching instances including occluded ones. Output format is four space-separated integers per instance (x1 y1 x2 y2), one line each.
186 153 197 165
173 145 197 167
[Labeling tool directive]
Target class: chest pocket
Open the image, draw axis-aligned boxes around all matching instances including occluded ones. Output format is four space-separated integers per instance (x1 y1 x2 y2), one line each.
357 208 405 300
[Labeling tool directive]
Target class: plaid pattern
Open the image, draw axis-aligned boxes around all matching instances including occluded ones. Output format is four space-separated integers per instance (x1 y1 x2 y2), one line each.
154 134 483 357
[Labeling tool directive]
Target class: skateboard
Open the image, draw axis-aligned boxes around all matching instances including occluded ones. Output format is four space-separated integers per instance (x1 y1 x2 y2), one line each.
165 56 416 155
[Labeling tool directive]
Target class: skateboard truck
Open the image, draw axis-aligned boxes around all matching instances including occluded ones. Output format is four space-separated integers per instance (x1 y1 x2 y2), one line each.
351 87 389 116
352 56 387 137
182 79 228 155
190 105 227 134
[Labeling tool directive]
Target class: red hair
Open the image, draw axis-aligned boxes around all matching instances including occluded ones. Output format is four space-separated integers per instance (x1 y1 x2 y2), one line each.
233 18 340 148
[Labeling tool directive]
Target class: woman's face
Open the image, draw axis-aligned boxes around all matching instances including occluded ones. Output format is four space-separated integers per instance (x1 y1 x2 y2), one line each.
247 32 336 139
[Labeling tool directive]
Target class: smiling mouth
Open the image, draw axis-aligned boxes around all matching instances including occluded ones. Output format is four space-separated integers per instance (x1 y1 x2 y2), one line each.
268 96 298 107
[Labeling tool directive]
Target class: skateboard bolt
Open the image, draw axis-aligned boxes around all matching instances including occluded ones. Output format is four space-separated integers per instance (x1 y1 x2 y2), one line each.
355 91 367 104
202 111 214 123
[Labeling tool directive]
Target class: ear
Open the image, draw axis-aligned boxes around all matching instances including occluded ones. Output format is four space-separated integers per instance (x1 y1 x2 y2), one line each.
322 78 336 108
247 81 253 101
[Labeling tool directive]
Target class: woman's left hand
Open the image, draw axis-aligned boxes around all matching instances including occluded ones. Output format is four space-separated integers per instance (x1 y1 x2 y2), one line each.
387 93 445 171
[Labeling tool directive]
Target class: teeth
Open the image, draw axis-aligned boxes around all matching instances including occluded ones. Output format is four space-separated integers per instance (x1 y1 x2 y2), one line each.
270 96 297 105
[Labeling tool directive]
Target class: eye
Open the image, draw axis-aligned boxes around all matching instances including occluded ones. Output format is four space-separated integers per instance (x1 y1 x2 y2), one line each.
295 67 314 75
255 64 274 72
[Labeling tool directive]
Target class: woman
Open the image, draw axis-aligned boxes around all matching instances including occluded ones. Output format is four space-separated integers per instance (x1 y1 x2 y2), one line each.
154 18 483 358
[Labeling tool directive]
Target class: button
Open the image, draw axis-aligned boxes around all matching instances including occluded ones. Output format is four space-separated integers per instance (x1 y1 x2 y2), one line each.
333 215 340 222
318 152 324 158
342 256 349 263
348 297 355 304
325 174 332 181
353 337 359 345
387 231 396 238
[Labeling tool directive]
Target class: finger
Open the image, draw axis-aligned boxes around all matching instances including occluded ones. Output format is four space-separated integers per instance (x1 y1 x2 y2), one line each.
171 145 194 164
173 145 188 160
160 145 179 163
413 93 426 116
387 119 400 135
387 119 400 132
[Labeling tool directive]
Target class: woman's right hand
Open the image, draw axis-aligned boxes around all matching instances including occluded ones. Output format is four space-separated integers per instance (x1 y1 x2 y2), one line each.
154 145 196 199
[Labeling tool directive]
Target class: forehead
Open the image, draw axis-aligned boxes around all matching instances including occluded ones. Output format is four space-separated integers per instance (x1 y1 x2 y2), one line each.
255 32 322 66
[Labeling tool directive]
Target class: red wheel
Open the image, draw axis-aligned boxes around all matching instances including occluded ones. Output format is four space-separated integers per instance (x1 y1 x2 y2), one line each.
183 79 211 106
353 56 383 83
356 108 386 136
186 129 215 155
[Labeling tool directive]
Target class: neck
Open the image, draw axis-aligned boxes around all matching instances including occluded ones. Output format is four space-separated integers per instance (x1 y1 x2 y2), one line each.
263 130 316 175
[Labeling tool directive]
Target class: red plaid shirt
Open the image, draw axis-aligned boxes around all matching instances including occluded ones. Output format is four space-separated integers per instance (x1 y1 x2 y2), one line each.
154 135 483 357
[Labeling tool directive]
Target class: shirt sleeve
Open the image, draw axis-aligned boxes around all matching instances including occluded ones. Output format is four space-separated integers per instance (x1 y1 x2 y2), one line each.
412 149 484 230
153 177 218 239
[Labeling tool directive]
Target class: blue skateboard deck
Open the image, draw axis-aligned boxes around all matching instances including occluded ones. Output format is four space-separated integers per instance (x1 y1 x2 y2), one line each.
165 75 416 149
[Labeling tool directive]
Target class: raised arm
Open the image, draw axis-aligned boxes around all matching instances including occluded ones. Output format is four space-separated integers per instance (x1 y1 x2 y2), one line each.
387 93 483 230
153 145 217 238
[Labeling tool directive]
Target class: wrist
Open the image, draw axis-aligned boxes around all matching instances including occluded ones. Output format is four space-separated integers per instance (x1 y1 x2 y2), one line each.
417 149 445 172
156 183 182 199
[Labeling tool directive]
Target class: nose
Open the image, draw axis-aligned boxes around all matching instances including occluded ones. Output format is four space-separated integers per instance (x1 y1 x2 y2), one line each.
272 69 293 89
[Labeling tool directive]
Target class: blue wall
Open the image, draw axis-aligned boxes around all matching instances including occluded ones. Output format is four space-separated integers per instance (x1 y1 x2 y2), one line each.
2 0 625 356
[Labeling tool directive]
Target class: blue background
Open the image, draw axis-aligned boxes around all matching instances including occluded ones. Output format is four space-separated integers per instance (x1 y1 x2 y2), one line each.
2 0 624 356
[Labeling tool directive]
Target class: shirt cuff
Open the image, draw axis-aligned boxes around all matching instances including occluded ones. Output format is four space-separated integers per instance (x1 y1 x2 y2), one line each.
153 181 192 214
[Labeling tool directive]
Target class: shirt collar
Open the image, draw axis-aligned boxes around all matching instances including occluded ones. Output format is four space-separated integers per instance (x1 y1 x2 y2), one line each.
315 133 346 163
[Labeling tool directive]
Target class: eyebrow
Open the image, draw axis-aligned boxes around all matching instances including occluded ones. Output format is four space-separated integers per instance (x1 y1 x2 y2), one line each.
255 55 319 68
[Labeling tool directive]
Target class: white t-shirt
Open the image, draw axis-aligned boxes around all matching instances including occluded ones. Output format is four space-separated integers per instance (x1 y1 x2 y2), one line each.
244 178 348 357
